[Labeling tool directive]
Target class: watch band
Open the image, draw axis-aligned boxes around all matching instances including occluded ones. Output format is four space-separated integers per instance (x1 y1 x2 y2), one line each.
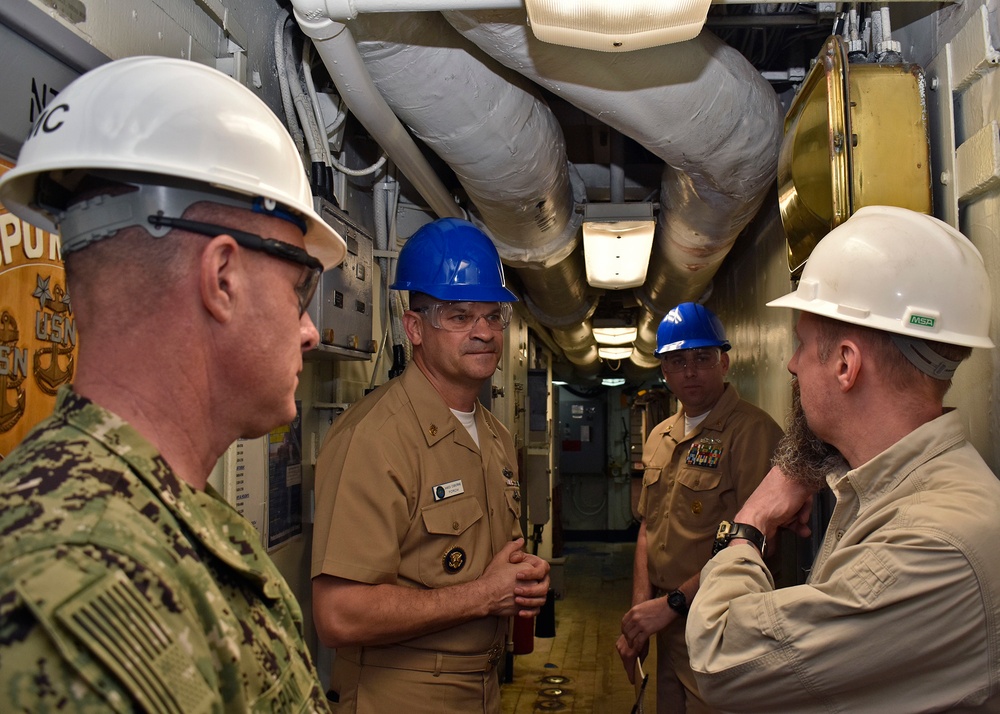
665 589 689 617
713 520 766 556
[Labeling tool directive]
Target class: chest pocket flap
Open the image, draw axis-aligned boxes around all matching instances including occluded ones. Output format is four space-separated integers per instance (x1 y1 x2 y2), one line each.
421 497 484 537
676 468 724 492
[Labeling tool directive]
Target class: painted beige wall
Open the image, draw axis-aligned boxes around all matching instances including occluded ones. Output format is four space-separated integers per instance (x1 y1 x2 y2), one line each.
709 0 1000 474
709 202 797 433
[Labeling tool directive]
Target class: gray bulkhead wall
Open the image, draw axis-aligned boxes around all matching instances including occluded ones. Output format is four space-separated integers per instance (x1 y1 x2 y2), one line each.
926 0 1000 471
711 200 795 432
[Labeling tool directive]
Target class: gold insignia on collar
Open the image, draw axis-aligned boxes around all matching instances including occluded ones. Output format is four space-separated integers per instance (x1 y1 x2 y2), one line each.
429 424 438 436
443 547 467 573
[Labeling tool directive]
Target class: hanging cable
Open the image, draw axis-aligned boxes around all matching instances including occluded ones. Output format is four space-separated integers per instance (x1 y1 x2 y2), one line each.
330 153 388 177
302 42 333 167
274 10 305 157
383 175 407 377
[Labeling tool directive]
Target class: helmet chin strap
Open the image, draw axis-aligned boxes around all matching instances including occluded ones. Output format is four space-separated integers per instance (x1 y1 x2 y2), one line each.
889 333 961 380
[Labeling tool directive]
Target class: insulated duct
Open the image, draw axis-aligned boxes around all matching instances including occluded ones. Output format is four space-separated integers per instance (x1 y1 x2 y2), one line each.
292 9 463 220
443 10 782 369
346 11 601 372
292 3 782 380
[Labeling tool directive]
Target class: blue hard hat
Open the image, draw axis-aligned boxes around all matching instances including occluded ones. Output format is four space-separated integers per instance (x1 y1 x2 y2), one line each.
391 218 518 302
655 302 731 355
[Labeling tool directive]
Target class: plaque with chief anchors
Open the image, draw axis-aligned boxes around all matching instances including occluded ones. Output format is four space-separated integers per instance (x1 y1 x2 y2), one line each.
0 159 77 459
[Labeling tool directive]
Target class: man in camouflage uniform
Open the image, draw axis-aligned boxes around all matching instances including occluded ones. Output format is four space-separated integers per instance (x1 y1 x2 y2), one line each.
0 57 345 712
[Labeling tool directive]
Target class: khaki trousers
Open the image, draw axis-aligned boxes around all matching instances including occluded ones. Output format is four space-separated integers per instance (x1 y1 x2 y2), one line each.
655 620 718 714
330 647 501 714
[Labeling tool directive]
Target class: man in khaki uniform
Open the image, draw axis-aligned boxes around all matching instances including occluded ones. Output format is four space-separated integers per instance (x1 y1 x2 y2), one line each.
312 218 550 713
617 302 783 713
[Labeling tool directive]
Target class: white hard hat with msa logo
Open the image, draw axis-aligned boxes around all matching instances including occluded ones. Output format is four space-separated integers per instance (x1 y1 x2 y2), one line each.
0 55 346 270
767 205 994 350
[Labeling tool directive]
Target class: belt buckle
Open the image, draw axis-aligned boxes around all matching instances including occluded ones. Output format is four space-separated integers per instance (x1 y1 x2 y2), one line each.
487 642 503 669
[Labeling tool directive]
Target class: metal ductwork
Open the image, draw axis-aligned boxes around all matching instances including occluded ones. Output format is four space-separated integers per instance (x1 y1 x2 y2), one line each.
442 9 783 370
345 11 601 374
292 2 781 381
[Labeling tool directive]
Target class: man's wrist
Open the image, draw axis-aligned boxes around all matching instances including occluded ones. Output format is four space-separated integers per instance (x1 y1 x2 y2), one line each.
713 520 766 556
664 589 689 617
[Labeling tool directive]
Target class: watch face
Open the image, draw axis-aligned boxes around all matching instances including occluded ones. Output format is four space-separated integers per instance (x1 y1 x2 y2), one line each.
668 591 686 610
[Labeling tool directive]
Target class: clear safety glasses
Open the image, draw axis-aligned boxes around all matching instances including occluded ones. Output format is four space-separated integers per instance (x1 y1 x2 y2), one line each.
661 348 721 374
413 301 513 332
147 215 322 316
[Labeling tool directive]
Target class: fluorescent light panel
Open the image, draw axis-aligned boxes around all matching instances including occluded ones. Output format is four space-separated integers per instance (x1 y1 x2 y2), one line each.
592 326 637 345
582 203 655 290
524 0 713 53
598 346 633 360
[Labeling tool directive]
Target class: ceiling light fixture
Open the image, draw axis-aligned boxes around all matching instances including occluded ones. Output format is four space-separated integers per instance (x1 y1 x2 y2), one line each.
524 0 713 53
592 317 638 346
602 377 626 387
582 203 655 290
598 346 634 360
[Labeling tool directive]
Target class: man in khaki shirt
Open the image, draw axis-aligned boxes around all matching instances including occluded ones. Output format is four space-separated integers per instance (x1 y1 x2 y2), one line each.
688 206 1000 712
312 218 550 713
617 302 783 713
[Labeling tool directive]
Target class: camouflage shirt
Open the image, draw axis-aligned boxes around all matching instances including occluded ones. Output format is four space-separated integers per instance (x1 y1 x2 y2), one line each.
0 387 330 713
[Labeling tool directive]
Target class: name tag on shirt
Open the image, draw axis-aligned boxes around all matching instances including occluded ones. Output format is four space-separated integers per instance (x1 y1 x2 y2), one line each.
433 479 465 501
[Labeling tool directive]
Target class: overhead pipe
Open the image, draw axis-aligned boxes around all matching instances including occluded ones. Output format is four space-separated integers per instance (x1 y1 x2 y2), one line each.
293 0 521 22
291 5 463 219
344 11 601 370
292 3 782 380
442 9 782 369
348 11 580 266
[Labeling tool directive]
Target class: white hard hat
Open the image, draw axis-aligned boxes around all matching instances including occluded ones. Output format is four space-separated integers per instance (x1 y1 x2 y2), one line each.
0 56 345 270
767 205 994 349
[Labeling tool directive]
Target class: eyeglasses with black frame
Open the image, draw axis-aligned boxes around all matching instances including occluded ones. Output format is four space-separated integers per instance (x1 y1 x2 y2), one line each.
147 214 322 316
412 301 513 332
661 348 722 374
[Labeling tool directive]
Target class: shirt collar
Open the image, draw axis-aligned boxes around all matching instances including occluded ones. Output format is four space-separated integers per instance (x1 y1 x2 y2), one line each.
400 364 497 450
55 386 284 595
665 383 741 439
829 409 966 509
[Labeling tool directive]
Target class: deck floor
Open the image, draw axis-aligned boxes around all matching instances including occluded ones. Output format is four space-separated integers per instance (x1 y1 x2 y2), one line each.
500 541 657 713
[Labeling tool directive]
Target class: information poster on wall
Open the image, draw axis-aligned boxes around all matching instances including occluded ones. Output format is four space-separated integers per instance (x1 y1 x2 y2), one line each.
266 402 303 550
225 434 268 535
223 402 304 551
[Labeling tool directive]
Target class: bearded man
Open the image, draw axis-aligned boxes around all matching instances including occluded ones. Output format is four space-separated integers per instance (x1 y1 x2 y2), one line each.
686 207 1000 713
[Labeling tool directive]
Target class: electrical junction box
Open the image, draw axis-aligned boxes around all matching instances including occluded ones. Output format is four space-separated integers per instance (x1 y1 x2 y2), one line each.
306 199 376 360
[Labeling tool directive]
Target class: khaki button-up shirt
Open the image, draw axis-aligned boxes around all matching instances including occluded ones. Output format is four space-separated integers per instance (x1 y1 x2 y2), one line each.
638 384 782 592
312 364 521 655
689 410 1000 712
